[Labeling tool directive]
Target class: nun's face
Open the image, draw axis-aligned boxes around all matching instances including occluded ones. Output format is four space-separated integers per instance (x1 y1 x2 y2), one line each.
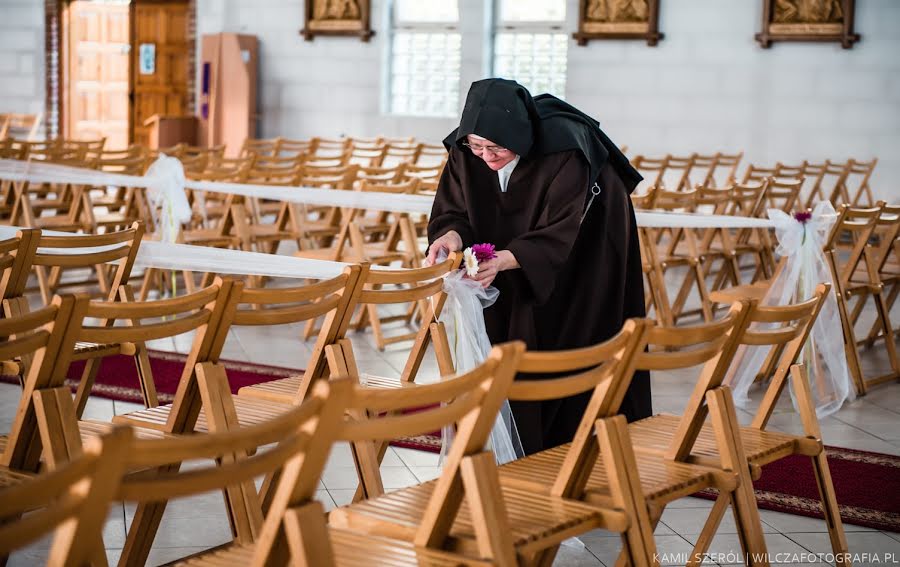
465 135 517 171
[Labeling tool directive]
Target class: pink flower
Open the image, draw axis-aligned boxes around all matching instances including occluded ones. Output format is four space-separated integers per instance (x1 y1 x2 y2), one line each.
794 211 812 224
471 243 497 264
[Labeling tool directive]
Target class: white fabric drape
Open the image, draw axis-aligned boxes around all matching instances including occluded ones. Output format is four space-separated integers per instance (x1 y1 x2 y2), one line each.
438 269 524 465
0 157 780 227
724 202 854 418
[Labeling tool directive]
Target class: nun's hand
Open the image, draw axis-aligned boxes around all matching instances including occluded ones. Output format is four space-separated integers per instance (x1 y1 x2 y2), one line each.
425 231 462 266
471 250 519 288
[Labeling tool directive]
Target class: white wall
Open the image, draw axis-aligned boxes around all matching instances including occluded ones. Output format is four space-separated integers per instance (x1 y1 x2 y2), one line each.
0 0 45 116
2 0 898 199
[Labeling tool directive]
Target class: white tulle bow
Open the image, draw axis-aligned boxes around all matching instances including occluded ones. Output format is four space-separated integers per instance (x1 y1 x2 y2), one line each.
144 155 192 243
725 201 854 419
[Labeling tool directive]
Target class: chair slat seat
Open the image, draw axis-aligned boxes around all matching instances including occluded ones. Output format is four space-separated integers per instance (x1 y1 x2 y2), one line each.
498 442 735 504
237 374 302 402
72 341 122 360
0 467 34 490
114 396 295 433
628 414 818 465
167 528 491 566
328 479 625 556
708 280 771 304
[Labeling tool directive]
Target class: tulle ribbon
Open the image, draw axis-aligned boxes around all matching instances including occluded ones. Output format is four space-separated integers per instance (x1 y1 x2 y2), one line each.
437 268 524 465
724 201 854 418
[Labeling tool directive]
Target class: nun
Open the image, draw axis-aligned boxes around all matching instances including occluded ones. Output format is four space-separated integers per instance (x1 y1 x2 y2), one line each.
426 78 652 455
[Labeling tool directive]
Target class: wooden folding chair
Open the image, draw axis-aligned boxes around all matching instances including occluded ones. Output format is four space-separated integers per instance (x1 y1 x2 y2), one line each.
24 224 150 417
705 152 743 189
0 296 79 472
0 229 41 312
113 265 364 433
806 160 850 207
502 303 770 567
695 185 741 293
635 286 851 564
332 341 598 565
29 282 237 566
109 369 488 566
721 179 776 287
844 158 877 207
661 154 696 192
646 189 714 323
825 203 898 392
240 257 460 408
33 371 346 567
496 319 658 565
0 426 131 567
414 142 448 167
860 204 900 352
762 176 803 213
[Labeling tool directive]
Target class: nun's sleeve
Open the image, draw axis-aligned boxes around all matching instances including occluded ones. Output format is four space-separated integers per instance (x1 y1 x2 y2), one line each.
506 151 590 304
428 149 475 247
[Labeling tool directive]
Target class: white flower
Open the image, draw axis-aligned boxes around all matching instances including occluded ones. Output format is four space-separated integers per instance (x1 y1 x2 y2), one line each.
463 247 479 277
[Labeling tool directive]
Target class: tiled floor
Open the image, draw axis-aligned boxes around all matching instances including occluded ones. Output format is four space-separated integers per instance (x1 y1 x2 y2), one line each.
2 307 899 565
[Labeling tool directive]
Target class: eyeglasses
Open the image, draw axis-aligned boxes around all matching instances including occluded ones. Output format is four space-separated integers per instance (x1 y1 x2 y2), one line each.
461 142 509 155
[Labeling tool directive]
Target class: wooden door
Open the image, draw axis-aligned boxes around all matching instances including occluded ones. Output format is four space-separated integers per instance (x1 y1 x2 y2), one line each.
67 1 130 149
131 1 191 147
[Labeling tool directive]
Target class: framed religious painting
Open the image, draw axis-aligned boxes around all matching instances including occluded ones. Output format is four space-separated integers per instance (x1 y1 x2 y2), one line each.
756 0 859 48
301 0 374 42
573 0 663 46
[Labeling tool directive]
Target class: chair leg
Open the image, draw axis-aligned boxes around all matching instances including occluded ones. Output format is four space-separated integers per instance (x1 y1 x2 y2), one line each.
706 388 770 567
812 453 850 564
688 492 731 567
73 358 103 419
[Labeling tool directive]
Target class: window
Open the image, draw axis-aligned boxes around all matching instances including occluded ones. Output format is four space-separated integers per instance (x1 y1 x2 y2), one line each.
388 0 461 117
492 0 568 99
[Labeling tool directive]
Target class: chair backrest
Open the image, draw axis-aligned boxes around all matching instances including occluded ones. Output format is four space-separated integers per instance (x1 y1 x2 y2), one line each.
355 255 461 379
112 372 348 567
634 300 753 461
722 285 830 429
823 203 884 288
740 163 778 184
508 319 651 498
871 204 900 272
631 155 667 191
225 265 365 399
31 222 144 303
1 295 79 471
340 342 524 552
62 279 239 434
0 426 131 565
764 176 803 213
844 158 877 207
661 154 695 192
0 228 40 302
705 151 743 188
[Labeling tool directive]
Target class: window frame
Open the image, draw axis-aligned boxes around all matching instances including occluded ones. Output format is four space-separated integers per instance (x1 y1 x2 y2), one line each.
385 0 462 119
489 0 569 99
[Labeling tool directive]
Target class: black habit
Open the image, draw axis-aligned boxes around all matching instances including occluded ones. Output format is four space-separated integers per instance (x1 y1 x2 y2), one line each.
428 79 651 455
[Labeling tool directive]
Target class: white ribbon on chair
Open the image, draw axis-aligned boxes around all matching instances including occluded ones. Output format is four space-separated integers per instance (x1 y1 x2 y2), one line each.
143 154 192 243
724 201 854 418
436 255 524 465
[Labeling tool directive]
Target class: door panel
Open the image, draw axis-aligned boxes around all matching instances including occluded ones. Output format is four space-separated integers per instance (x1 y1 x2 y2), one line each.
131 1 191 147
67 1 130 149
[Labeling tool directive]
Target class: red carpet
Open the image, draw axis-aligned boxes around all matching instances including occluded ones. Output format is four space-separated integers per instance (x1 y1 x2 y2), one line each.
699 446 900 532
0 351 297 404
400 435 900 532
